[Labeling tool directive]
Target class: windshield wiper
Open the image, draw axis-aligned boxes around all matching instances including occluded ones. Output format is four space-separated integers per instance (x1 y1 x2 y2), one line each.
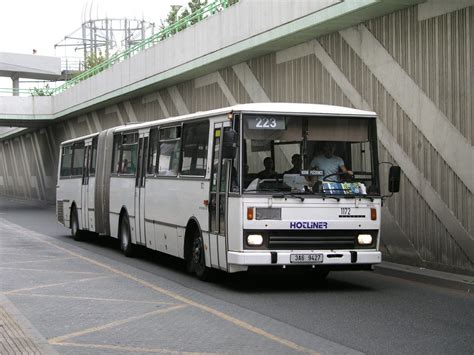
272 193 305 201
320 193 340 202
320 193 375 202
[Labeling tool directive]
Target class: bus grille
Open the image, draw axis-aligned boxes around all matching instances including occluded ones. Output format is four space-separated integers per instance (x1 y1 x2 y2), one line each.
268 230 355 250
57 201 64 224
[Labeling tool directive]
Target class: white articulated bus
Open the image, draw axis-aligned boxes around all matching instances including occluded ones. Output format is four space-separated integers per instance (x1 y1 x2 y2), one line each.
57 103 400 280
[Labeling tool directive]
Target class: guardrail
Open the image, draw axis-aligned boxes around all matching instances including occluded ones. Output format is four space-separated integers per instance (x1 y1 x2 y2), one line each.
0 88 37 96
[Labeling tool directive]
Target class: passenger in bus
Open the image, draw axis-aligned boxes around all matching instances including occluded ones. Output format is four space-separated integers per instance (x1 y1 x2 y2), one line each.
284 154 302 175
257 157 278 179
310 142 352 181
231 167 239 192
121 159 129 174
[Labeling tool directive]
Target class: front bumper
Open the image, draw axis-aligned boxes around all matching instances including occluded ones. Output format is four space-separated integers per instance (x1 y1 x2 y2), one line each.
228 250 381 266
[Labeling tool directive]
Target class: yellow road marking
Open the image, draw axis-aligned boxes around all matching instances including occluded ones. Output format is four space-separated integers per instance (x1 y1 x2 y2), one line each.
54 341 220 354
2 275 112 295
12 292 177 305
2 219 321 354
0 252 63 257
0 256 76 266
39 239 320 354
0 266 103 275
49 304 187 344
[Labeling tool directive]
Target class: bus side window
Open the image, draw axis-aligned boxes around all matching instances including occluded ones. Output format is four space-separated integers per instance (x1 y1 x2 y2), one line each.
112 135 122 174
89 138 97 176
121 133 138 175
147 128 159 175
157 126 181 176
60 146 73 177
71 143 84 176
111 133 138 175
180 121 209 176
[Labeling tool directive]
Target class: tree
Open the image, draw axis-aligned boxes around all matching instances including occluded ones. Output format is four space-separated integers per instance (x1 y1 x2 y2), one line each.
84 51 106 70
160 0 208 37
30 84 54 96
186 0 208 25
159 5 181 38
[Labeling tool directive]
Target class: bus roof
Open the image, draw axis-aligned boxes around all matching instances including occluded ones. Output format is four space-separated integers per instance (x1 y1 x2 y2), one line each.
62 103 377 142
61 132 100 146
113 103 376 133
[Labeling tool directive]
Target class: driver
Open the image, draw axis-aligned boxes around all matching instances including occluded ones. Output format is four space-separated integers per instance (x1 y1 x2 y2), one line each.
257 157 278 179
310 142 352 181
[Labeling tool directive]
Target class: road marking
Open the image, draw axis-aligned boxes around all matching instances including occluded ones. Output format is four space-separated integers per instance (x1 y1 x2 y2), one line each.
2 219 322 354
0 267 103 275
2 275 113 295
53 341 219 354
46 243 319 353
49 305 187 344
11 293 177 306
0 256 76 267
0 252 64 257
46 243 320 353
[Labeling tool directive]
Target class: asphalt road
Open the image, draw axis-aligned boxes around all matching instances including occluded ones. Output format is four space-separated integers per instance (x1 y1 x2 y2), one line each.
1 198 473 354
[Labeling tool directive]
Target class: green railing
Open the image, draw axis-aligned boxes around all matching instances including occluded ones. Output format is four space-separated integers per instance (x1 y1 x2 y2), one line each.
0 88 33 96
0 86 56 96
52 0 232 95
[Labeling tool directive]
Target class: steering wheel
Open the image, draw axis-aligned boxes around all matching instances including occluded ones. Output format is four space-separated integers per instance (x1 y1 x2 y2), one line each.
322 172 353 182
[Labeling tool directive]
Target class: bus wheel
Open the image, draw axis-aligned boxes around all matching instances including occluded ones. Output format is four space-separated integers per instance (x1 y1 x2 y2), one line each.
189 230 211 281
71 207 83 241
119 214 134 257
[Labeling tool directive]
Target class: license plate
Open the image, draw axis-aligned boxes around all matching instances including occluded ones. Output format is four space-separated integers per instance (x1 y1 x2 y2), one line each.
290 253 323 264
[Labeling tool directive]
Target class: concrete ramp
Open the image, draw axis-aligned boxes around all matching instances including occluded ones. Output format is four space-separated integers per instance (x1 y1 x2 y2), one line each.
0 52 61 80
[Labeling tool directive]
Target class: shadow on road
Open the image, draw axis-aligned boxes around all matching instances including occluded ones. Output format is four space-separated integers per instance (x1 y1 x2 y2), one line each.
73 232 375 293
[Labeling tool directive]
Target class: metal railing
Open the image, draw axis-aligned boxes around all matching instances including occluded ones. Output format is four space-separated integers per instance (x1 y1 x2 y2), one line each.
0 88 37 96
0 0 233 97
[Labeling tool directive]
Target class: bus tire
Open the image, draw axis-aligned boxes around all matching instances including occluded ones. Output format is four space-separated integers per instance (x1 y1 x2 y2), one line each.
70 206 83 241
119 214 134 257
188 229 212 281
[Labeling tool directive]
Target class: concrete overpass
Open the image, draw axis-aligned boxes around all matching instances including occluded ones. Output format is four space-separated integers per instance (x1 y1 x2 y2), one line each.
0 52 61 95
0 0 472 275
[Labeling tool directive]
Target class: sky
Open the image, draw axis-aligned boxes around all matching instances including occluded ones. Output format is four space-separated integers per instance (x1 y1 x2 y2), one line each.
0 0 189 89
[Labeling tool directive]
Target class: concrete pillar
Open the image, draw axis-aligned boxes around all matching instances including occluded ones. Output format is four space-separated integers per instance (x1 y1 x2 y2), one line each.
11 73 19 96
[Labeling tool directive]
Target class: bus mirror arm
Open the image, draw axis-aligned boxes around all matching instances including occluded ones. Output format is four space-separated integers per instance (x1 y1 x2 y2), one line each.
222 129 238 160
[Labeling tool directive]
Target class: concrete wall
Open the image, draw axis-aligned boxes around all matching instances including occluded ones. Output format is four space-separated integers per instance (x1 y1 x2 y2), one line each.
0 2 472 275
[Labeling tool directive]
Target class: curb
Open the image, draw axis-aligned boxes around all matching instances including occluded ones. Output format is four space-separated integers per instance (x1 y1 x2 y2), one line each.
0 295 59 355
1 196 55 208
374 262 474 293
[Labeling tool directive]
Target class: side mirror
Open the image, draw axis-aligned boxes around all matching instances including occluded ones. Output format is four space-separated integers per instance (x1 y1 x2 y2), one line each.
388 166 401 193
222 129 238 159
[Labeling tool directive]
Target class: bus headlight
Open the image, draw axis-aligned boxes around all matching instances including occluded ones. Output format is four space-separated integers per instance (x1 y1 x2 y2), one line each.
357 234 373 245
247 234 264 246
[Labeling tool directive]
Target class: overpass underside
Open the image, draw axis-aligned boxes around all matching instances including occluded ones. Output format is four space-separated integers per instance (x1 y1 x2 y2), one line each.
0 1 472 275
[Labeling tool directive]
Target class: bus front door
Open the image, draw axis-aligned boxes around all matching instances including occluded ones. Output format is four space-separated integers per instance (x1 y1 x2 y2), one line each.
209 124 231 271
134 130 149 246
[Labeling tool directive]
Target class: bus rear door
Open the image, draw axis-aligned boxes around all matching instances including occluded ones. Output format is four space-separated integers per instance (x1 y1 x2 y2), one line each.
81 139 93 231
134 129 149 246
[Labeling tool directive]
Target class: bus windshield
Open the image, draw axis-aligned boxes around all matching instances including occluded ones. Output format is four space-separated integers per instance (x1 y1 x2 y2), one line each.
242 114 380 196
